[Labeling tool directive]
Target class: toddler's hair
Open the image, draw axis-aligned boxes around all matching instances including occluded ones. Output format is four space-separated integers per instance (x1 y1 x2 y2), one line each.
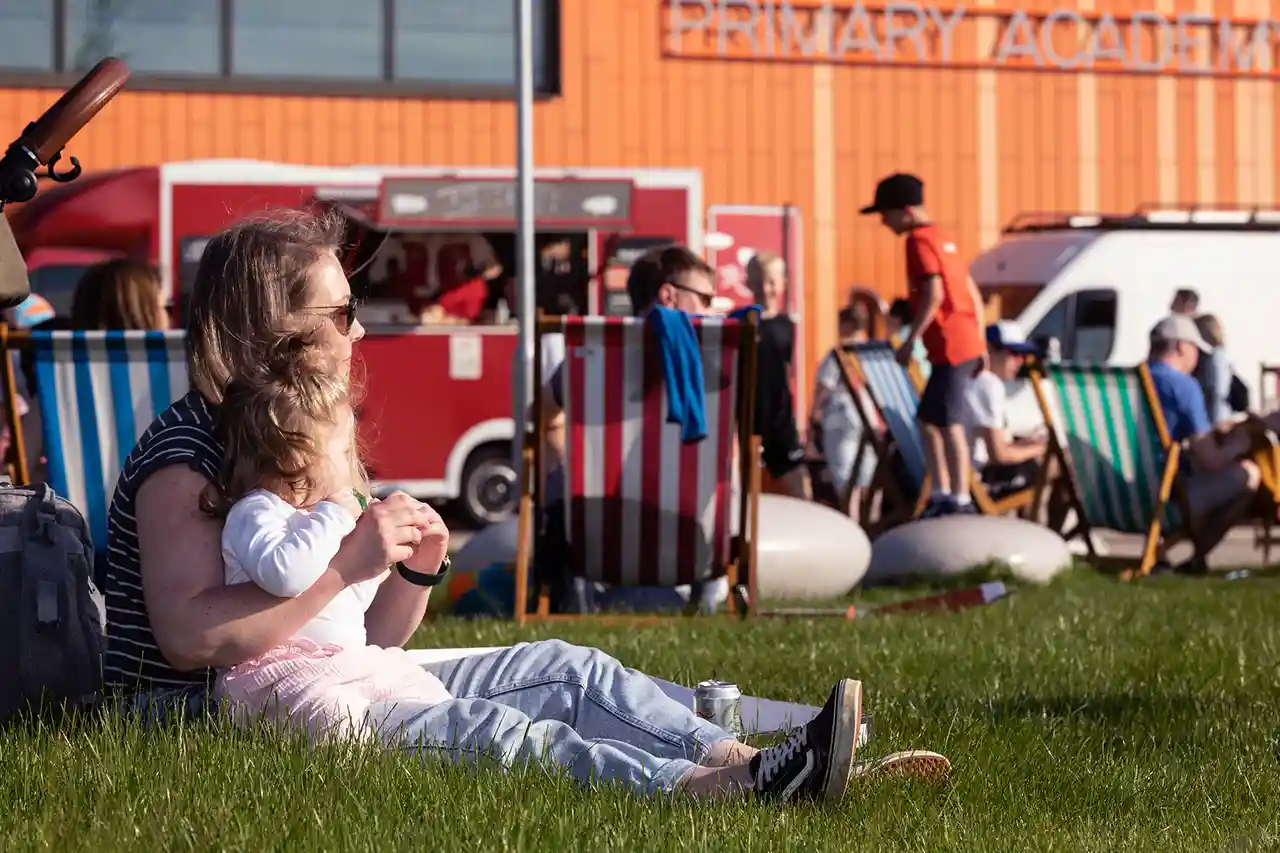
200 330 357 518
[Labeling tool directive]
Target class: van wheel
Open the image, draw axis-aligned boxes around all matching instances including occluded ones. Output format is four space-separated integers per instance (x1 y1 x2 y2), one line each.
459 446 518 527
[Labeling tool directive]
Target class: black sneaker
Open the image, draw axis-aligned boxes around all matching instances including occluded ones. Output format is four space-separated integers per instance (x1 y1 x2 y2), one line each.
951 501 978 515
918 498 953 520
750 679 861 803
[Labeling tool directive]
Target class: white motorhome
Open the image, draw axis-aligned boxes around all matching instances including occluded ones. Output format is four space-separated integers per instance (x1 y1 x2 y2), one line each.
971 207 1280 412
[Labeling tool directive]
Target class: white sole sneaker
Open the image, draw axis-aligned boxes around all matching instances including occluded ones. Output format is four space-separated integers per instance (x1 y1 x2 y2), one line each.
821 679 863 803
853 750 951 783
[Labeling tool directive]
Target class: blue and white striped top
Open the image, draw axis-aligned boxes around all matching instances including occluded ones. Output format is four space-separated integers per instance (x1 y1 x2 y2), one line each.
103 391 224 694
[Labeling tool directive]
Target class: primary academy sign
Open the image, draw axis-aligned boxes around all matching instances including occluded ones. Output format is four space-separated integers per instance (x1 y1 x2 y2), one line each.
666 0 1280 76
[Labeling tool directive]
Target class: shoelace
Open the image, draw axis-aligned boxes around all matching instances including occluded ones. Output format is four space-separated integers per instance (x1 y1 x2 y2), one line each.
756 727 810 786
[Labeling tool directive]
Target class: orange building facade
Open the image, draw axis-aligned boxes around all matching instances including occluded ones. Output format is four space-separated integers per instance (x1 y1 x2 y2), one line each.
2 0 1278 371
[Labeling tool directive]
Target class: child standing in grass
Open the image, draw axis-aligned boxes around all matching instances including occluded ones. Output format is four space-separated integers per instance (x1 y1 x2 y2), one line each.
207 334 451 742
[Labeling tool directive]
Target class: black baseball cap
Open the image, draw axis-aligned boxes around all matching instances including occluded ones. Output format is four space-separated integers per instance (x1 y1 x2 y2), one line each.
860 173 925 215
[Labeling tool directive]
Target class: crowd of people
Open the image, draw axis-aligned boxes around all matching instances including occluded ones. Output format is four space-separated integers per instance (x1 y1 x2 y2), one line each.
794 173 1265 575
80 208 950 808
13 164 1276 806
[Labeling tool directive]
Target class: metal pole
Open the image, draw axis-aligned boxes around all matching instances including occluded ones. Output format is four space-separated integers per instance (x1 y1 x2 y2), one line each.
513 0 536 475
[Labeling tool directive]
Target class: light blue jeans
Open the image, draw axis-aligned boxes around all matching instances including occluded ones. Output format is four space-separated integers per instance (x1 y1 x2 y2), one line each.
117 639 732 797
371 639 734 796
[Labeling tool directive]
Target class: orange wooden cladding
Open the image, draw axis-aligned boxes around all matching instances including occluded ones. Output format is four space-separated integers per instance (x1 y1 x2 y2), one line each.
1 0 1277 371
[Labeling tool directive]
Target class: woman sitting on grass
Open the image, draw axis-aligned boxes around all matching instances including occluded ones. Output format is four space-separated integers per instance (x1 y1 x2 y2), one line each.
103 208 949 802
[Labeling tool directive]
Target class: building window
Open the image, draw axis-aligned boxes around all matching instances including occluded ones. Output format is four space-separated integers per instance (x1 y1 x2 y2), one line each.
393 0 551 89
231 0 383 81
64 0 221 75
0 0 55 72
0 0 560 98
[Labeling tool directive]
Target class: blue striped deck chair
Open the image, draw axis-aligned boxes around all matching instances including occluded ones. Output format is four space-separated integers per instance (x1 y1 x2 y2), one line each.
843 341 1036 535
1030 362 1194 578
7 330 189 556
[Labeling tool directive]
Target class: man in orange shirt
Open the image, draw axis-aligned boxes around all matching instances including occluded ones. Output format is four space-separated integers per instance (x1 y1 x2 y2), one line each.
862 173 987 517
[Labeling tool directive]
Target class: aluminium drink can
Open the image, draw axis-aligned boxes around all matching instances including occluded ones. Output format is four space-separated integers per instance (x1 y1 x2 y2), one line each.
694 680 744 738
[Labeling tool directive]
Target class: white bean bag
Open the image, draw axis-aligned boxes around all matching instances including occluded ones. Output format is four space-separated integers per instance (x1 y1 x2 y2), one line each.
867 514 1073 586
755 494 870 599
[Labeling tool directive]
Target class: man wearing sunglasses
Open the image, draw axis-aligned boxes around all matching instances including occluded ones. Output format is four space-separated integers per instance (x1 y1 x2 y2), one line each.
539 243 718 455
534 245 718 612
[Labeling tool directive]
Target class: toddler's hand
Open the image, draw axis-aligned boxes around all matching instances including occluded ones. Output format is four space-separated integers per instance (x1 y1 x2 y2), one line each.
401 497 450 574
326 489 364 520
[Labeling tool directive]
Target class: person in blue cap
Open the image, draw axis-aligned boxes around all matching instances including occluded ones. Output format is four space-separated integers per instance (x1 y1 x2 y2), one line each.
962 321 1048 499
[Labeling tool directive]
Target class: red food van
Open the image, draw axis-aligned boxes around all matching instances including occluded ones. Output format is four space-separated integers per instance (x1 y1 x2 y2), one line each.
7 159 807 524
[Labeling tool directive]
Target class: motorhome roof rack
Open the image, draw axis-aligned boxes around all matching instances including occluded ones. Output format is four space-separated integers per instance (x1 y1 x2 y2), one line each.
1003 204 1280 234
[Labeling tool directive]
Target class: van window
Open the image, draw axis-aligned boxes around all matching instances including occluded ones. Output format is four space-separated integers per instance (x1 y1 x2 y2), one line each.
1029 299 1069 357
1028 288 1117 363
1072 290 1117 362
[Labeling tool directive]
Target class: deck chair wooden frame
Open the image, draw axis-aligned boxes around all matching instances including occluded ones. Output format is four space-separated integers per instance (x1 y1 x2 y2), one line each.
1253 364 1280 560
513 310 761 623
838 341 1038 536
1026 362 1197 579
813 344 876 516
0 326 190 550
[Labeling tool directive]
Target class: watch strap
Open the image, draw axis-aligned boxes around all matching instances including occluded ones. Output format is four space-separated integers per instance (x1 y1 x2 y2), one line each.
396 554 451 587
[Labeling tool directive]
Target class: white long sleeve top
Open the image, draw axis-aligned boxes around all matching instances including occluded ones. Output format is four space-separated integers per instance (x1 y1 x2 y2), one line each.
222 489 383 649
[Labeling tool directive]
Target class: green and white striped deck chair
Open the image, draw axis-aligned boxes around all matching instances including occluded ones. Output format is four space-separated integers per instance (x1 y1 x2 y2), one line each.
847 341 1036 535
1034 363 1191 577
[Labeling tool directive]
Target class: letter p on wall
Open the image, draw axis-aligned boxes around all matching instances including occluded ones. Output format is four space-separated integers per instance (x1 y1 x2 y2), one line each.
668 0 714 52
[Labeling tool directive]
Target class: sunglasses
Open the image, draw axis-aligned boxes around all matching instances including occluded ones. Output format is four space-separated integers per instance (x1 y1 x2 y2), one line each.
309 296 360 336
668 280 714 309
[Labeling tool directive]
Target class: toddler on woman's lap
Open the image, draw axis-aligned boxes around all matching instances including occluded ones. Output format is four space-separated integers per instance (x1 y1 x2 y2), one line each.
209 334 449 742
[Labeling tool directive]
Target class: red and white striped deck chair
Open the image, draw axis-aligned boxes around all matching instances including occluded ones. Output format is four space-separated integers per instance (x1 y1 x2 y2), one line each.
513 311 761 622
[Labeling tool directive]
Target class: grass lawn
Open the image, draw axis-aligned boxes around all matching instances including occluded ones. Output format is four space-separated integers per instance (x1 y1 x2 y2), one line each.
3 569 1279 851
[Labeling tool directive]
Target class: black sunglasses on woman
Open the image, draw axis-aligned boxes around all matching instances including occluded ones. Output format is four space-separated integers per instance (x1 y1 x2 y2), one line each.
309 295 360 335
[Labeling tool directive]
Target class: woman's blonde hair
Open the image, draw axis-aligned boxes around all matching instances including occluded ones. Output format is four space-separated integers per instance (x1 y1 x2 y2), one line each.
200 331 366 518
745 251 785 305
1195 313 1224 348
186 208 349 404
71 259 166 330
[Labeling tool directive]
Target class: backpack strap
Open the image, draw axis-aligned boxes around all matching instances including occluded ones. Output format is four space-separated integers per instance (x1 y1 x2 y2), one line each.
21 482 59 544
23 485 64 639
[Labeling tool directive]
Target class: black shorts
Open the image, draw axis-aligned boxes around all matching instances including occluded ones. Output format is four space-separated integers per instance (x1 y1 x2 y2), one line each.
761 417 806 479
981 459 1042 496
917 358 980 428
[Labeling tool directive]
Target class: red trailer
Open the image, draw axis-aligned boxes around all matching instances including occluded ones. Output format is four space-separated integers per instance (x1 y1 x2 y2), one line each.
7 159 707 524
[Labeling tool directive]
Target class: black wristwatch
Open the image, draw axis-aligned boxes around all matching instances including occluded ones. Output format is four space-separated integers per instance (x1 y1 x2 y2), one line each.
396 555 451 587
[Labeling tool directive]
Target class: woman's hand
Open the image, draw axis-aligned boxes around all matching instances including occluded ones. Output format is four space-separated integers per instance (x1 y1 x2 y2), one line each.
402 499 450 574
363 493 441 648
331 492 424 586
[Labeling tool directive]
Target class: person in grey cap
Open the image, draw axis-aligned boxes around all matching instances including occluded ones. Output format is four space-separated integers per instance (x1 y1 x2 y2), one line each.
1146 314 1262 573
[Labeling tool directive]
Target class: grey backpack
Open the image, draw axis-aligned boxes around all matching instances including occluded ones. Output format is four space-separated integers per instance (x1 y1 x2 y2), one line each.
0 482 104 723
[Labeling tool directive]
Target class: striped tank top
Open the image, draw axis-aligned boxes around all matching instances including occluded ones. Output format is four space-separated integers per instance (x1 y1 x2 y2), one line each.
103 391 224 694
